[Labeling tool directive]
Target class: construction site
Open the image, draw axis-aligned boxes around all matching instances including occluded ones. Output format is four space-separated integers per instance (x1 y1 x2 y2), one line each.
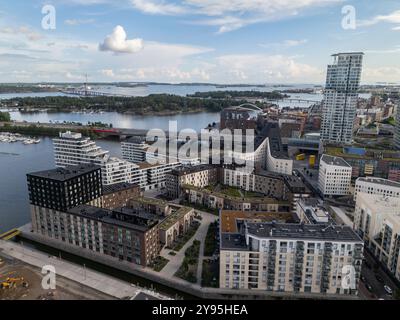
0 254 115 300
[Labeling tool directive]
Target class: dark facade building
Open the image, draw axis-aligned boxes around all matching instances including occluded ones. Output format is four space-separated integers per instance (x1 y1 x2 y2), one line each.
27 164 102 211
100 183 141 209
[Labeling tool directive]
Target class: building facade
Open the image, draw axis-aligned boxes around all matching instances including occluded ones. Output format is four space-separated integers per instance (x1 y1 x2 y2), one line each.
220 222 363 295
354 193 400 280
354 177 400 202
318 155 352 196
321 52 364 144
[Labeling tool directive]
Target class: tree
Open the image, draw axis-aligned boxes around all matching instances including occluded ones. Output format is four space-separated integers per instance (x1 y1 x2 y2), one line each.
0 111 11 122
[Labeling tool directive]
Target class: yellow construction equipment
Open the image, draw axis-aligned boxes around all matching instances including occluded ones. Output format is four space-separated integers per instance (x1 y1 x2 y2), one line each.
296 153 306 161
1 282 10 289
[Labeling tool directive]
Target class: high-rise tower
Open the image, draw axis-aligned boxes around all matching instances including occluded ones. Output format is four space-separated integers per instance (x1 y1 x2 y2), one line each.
321 52 364 144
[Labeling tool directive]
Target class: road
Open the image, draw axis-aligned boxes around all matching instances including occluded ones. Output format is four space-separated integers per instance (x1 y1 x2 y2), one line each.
358 249 398 300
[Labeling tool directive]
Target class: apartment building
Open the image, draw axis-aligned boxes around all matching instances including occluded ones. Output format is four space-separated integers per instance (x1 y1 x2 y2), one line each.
220 222 363 295
165 165 219 199
354 193 400 280
354 177 400 202
121 136 149 163
321 52 364 144
318 155 352 196
99 183 141 210
27 164 103 212
53 131 108 167
182 184 291 212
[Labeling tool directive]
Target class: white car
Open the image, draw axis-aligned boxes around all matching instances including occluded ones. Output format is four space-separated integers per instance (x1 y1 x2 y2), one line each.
384 285 393 295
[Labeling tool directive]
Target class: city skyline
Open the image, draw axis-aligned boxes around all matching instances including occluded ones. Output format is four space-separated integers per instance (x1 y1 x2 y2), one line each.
0 0 399 84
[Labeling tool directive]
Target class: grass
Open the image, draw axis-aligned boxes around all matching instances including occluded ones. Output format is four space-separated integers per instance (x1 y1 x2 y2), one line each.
175 240 201 283
220 185 242 198
149 256 169 272
204 221 219 257
201 259 219 288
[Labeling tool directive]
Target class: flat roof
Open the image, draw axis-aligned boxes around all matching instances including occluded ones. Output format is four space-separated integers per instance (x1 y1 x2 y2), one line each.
220 210 295 233
246 222 362 242
357 192 400 214
356 177 400 188
170 164 215 176
321 154 351 168
27 164 101 181
103 182 139 195
220 233 248 251
159 206 193 231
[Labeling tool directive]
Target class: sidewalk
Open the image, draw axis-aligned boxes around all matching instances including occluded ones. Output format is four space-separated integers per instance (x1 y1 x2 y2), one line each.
0 240 162 299
159 211 217 282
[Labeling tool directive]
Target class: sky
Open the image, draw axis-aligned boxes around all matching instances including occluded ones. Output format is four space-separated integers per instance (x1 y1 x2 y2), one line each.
0 0 399 84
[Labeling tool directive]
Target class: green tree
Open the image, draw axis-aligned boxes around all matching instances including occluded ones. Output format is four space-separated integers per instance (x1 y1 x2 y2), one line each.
0 111 11 122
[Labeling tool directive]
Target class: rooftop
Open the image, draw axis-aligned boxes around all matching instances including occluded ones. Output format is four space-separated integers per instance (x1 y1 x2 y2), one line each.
357 192 400 215
170 164 215 176
220 233 248 251
159 206 193 231
220 210 295 233
27 164 101 181
321 154 351 168
245 222 362 242
356 177 400 188
68 205 160 232
102 182 139 195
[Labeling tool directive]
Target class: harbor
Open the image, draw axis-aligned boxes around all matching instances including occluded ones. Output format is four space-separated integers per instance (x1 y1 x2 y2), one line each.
0 132 40 145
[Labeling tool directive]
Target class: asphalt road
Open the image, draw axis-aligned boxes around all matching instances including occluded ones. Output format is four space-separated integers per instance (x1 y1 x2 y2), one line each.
358 249 399 300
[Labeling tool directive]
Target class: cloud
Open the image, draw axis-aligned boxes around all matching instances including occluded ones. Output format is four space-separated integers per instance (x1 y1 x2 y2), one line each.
131 0 187 15
0 26 43 41
259 39 308 49
99 25 144 54
363 67 400 83
100 69 115 77
357 10 400 29
130 0 343 33
215 54 322 83
65 19 95 26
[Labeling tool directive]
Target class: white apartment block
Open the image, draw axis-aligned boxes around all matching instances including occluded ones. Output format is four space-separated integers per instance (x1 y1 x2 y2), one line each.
121 137 149 163
321 52 364 144
318 155 352 196
266 140 294 175
53 131 108 167
354 177 400 202
354 193 400 280
220 222 363 295
223 167 255 192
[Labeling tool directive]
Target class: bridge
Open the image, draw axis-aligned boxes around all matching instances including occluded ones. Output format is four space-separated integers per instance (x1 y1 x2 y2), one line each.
0 228 21 241
61 89 131 98
265 98 320 104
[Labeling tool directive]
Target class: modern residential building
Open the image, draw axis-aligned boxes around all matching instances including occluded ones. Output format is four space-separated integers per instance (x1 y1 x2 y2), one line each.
394 106 400 150
165 165 219 199
182 184 291 212
354 193 400 280
318 155 352 196
321 52 364 144
99 183 141 210
121 136 149 163
53 131 109 167
27 164 103 212
220 222 363 295
354 177 400 202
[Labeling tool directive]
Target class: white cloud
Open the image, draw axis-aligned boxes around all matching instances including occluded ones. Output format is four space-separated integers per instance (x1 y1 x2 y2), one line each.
130 0 343 33
215 54 322 83
259 39 308 49
363 67 400 83
99 25 144 54
358 10 400 29
65 19 95 26
131 0 187 15
100 69 115 77
0 26 43 41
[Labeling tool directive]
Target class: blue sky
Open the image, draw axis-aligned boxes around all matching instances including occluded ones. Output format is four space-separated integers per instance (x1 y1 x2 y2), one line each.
0 0 399 84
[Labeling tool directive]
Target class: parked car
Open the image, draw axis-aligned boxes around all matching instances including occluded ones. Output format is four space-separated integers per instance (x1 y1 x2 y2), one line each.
384 285 393 295
375 274 384 283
